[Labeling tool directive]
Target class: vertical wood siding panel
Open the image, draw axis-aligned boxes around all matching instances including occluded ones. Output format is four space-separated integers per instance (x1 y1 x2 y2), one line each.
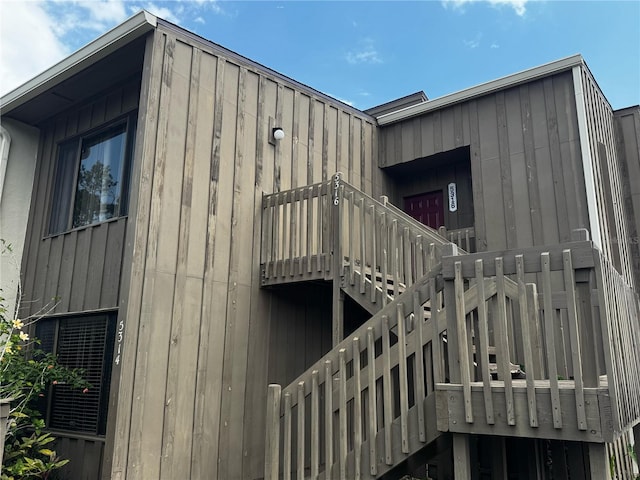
207 58 239 478
520 84 545 246
44 235 63 310
421 115 435 158
353 118 363 189
433 110 443 154
178 48 215 479
125 33 176 480
321 101 330 181
306 96 316 184
280 86 294 191
312 100 324 183
412 116 422 160
530 81 560 245
401 120 414 163
477 96 505 249
100 219 126 309
242 70 273 479
91 96 107 128
496 92 517 248
106 88 124 123
441 107 455 151
191 52 226 480
139 37 193 479
69 228 91 312
160 46 202 480
110 32 163 480
291 91 301 188
83 223 108 310
65 110 79 137
296 94 310 188
363 122 373 194
504 89 533 247
30 118 66 315
544 77 571 242
469 100 487 251
555 74 588 231
218 63 253 479
56 232 76 313
326 106 338 178
338 111 349 178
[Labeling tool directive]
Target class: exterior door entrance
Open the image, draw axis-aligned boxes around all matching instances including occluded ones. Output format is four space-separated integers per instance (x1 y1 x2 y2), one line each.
404 190 444 229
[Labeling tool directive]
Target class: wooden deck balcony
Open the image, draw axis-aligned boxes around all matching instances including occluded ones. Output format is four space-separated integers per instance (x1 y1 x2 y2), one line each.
436 237 640 443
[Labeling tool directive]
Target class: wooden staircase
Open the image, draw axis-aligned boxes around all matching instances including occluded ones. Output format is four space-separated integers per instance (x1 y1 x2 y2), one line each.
260 174 640 479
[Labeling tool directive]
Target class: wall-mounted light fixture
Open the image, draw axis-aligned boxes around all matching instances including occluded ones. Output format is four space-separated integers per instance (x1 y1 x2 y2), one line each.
272 127 285 141
268 117 284 146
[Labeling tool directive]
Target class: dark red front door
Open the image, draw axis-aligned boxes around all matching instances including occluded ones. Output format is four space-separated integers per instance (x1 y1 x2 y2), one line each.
404 191 444 229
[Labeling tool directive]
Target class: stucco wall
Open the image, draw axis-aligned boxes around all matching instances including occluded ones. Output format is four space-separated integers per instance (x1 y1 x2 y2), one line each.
0 118 38 318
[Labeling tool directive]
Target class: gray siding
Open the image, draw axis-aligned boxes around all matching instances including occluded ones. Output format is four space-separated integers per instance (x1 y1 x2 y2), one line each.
20 79 140 317
111 25 377 480
614 106 640 287
18 77 141 480
378 71 590 253
580 67 635 287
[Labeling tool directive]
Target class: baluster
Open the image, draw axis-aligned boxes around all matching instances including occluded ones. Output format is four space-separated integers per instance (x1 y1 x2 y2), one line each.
366 328 377 476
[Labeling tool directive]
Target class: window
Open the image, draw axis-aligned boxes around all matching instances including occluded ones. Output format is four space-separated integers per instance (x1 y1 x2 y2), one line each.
36 314 116 435
49 114 136 235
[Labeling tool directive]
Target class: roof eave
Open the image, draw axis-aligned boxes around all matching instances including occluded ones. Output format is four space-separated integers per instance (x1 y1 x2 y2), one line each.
376 54 585 126
0 10 157 115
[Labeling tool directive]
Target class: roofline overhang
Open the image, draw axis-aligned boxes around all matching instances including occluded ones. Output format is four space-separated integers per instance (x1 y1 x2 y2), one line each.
0 10 157 115
376 54 585 126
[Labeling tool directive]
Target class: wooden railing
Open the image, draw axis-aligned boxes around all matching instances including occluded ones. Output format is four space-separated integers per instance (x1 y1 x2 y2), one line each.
438 239 640 440
265 269 448 480
261 173 464 291
438 226 476 253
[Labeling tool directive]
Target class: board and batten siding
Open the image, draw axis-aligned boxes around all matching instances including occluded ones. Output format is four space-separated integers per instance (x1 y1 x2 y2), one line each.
614 106 640 287
378 70 590 254
20 78 140 319
579 66 636 288
17 77 142 480
111 24 376 480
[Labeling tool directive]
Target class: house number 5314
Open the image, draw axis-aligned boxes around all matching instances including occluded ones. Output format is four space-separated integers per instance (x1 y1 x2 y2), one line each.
114 319 124 365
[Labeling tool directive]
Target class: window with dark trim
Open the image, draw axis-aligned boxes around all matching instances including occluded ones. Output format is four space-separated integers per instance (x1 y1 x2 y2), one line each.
49 113 136 235
36 314 116 436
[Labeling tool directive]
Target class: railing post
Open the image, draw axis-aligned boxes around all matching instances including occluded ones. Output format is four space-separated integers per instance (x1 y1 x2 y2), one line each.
442 243 462 384
332 172 344 346
265 384 282 480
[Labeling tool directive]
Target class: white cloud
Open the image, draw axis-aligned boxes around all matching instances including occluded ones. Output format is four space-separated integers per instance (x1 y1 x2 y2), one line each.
345 39 382 65
0 1 69 95
323 93 354 107
0 0 225 96
463 32 483 49
442 0 528 16
491 43 500 49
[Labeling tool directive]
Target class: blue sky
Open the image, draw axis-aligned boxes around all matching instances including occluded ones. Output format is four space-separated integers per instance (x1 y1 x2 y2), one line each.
1 1 639 110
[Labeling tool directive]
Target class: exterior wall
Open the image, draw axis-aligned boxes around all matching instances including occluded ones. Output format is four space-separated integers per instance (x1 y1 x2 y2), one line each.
614 106 640 287
111 24 377 480
378 71 590 253
17 77 141 480
0 119 38 318
579 67 636 287
19 78 141 318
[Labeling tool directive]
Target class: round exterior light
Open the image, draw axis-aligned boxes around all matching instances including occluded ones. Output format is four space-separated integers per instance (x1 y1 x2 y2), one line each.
273 127 285 141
